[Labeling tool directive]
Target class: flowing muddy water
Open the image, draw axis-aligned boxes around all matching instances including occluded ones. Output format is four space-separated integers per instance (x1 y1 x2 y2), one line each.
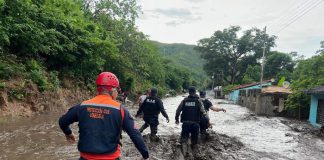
1 95 324 160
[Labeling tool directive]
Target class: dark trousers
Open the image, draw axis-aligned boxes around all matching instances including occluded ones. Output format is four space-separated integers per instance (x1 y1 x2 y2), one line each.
139 122 158 135
180 122 199 145
200 116 209 134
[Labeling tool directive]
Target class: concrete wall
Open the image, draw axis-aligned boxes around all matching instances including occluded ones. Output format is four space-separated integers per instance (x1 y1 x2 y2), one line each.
255 95 276 116
229 82 272 104
238 89 288 116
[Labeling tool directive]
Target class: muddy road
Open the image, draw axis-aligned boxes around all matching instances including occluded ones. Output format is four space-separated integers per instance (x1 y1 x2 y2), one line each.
1 95 324 160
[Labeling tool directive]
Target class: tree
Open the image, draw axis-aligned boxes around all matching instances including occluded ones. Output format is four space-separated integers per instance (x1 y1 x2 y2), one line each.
285 53 324 119
242 65 261 84
316 41 324 54
291 54 324 90
264 51 294 81
195 26 276 84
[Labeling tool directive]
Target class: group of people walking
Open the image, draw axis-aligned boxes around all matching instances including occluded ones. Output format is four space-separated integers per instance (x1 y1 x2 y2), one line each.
58 72 226 160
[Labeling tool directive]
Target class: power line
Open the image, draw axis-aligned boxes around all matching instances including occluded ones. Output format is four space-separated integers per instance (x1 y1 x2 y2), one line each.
268 0 321 33
267 0 313 28
274 0 323 34
273 0 321 31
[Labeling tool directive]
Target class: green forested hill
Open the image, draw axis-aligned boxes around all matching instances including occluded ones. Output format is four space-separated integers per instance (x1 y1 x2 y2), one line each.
153 41 207 84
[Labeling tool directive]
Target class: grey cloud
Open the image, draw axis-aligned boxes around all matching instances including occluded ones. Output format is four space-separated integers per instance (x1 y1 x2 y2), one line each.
184 0 206 3
165 15 202 26
152 8 193 18
166 20 184 26
146 8 202 26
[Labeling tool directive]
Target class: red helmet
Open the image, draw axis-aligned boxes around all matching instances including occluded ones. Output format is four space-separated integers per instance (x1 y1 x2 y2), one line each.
96 72 119 87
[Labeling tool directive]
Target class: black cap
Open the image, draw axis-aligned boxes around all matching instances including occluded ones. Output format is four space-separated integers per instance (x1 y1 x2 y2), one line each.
188 86 196 95
150 87 158 96
199 91 206 97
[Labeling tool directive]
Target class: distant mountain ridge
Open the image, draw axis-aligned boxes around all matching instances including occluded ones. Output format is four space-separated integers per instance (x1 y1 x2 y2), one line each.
152 41 207 83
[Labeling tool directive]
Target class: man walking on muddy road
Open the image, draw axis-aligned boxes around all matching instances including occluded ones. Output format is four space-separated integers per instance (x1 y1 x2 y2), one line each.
199 91 226 140
175 86 206 154
135 87 169 141
59 72 149 160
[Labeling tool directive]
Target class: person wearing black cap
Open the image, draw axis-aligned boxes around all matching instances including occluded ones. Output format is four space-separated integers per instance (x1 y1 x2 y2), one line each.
199 91 226 139
135 87 169 141
175 86 206 154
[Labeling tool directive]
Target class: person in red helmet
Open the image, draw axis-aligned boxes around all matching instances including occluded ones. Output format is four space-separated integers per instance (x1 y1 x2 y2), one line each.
59 72 149 160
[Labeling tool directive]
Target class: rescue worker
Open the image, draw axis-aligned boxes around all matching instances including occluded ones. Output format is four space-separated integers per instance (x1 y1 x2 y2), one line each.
175 86 206 154
199 91 226 139
135 87 169 141
59 72 149 160
136 89 150 108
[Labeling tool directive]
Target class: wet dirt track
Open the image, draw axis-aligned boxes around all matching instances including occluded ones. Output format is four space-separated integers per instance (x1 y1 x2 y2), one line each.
1 95 324 160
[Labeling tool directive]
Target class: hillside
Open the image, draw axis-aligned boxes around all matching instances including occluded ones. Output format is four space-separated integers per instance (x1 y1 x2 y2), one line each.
153 41 207 83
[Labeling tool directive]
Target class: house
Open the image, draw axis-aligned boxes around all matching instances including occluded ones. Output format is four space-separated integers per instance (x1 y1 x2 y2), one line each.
257 86 291 116
237 86 291 116
305 86 324 127
228 80 272 104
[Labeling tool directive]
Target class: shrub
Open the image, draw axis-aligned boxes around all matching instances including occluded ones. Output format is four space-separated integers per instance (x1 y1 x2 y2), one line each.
0 82 5 89
49 71 60 90
26 60 50 91
285 91 310 119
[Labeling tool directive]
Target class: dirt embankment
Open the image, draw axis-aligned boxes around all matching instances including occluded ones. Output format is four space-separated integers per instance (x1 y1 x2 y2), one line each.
0 83 92 117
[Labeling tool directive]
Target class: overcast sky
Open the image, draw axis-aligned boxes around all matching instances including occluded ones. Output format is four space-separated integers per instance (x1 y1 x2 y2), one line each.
136 0 324 58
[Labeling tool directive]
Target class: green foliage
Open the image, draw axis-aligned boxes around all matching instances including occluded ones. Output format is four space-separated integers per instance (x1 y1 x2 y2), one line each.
196 26 276 84
168 90 177 96
0 54 25 80
49 71 60 90
264 51 294 80
154 41 207 84
285 91 310 119
285 52 324 118
316 41 324 54
290 54 324 90
223 84 239 94
0 0 193 98
25 60 49 91
242 65 261 84
7 82 26 101
0 82 5 89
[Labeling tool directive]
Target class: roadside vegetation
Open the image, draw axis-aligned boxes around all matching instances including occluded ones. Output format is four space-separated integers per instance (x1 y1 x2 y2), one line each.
0 0 195 101
195 26 324 119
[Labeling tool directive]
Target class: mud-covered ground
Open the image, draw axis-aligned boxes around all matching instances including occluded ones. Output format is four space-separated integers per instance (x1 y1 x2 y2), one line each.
1 94 324 160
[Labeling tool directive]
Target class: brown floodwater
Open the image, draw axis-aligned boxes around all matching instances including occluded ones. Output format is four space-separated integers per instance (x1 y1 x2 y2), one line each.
1 94 324 160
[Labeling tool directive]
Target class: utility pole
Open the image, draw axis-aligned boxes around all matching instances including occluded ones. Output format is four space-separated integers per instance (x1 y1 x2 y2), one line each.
260 26 267 88
211 73 215 95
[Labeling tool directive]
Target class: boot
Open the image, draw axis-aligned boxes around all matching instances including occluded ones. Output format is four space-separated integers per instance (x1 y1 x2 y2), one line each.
181 143 188 156
150 134 159 142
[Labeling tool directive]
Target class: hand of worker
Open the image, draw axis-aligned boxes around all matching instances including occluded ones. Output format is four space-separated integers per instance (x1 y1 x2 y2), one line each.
166 117 170 123
66 133 76 144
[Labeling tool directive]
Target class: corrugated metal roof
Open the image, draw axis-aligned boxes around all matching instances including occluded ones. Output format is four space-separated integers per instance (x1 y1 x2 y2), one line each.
304 86 324 94
233 80 272 90
261 86 292 94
